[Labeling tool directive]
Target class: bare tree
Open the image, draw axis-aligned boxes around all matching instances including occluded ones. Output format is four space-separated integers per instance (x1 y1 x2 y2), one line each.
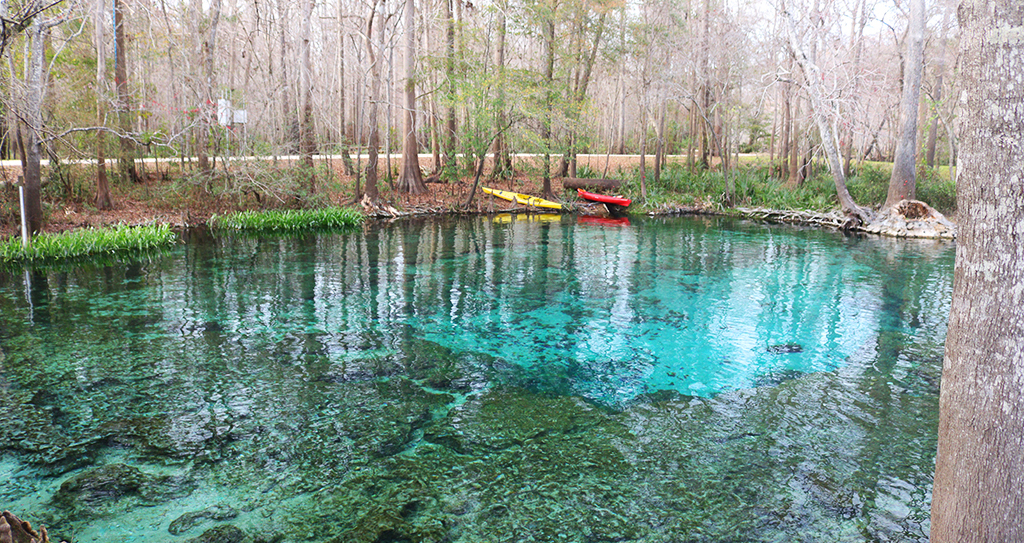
883 0 924 208
782 0 868 223
930 0 1024 539
298 0 316 192
93 0 112 209
114 0 139 182
396 0 425 194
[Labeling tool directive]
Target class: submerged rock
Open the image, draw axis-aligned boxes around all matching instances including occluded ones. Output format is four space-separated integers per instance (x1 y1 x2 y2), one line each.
185 524 250 543
51 463 195 520
169 504 239 535
767 343 804 354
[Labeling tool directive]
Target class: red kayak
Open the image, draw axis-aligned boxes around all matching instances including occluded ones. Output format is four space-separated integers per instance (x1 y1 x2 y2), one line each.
577 188 631 207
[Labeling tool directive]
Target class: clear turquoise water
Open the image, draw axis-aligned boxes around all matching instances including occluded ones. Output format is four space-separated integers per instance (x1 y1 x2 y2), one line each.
0 215 954 542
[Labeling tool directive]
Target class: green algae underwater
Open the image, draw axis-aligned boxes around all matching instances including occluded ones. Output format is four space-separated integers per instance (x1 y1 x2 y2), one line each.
0 215 953 542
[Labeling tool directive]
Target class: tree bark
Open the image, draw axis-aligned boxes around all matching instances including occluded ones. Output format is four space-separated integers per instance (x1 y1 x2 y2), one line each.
93 0 112 210
363 1 381 204
490 0 512 180
925 1 950 168
298 0 315 193
23 19 45 234
884 0 924 209
931 2 1024 539
541 17 555 199
398 0 425 194
114 0 138 182
442 0 456 174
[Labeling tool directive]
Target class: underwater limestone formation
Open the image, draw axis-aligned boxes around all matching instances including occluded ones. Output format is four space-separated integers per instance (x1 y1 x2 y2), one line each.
51 463 195 520
168 504 239 535
0 511 50 543
184 524 251 543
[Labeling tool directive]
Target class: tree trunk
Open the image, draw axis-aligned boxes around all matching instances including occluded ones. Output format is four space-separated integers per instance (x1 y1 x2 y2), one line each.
23 20 45 234
931 2 1024 540
490 0 511 180
363 2 381 204
398 0 425 194
925 1 950 168
884 0 924 209
653 95 666 185
541 18 555 199
114 0 138 183
783 3 866 222
93 0 112 210
337 18 355 175
442 0 456 174
298 0 315 192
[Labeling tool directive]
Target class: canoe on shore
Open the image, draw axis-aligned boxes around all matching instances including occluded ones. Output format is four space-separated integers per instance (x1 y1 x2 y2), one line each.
576 188 632 208
482 187 563 210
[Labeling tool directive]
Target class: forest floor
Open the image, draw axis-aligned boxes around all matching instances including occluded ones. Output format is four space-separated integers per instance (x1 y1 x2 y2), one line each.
0 153 696 238
0 153 955 240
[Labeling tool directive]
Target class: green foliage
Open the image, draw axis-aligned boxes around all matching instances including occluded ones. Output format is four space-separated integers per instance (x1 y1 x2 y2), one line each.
845 164 890 208
208 207 364 233
621 164 839 212
575 164 599 179
0 224 177 266
916 168 957 215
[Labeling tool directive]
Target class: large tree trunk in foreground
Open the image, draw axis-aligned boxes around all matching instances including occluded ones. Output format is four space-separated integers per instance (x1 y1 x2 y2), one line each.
930 1 1024 541
884 0 924 209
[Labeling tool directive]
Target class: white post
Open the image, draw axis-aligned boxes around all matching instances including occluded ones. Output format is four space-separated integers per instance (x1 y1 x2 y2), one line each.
19 183 30 248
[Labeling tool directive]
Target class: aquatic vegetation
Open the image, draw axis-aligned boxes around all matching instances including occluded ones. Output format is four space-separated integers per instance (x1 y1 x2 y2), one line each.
0 223 176 267
209 207 364 232
0 216 953 542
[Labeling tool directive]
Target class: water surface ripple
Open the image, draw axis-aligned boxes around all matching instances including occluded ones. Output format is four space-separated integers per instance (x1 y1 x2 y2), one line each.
0 215 954 542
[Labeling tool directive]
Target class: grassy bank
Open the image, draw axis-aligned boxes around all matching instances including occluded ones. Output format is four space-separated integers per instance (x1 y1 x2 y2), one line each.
0 223 177 266
615 163 956 216
209 207 365 233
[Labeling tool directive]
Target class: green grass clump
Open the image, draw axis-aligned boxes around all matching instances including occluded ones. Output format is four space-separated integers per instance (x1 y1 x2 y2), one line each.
209 207 365 232
0 223 177 265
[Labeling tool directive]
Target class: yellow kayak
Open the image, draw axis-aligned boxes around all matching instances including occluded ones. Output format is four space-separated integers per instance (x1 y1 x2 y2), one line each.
482 187 563 210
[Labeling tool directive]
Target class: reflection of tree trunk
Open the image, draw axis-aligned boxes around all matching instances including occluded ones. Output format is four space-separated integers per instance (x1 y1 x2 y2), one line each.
94 0 112 210
932 1 1024 537
114 0 139 182
884 0 923 208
